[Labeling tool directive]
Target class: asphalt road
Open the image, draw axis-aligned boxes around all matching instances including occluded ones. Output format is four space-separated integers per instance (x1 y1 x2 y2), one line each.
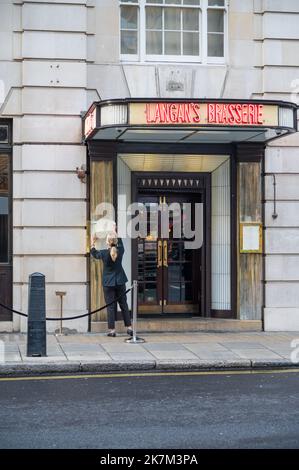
0 370 299 449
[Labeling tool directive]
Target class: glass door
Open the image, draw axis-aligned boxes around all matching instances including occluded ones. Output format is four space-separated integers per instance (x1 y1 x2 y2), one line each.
137 196 163 314
136 192 201 315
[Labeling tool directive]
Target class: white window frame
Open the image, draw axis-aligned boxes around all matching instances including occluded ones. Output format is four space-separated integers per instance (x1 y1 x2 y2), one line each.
119 0 140 61
119 0 228 64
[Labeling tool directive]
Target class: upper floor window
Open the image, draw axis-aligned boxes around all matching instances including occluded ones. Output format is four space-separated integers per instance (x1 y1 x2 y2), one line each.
120 0 227 63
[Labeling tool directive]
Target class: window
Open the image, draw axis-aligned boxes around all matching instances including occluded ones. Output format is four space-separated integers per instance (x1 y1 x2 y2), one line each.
120 0 227 63
120 1 139 55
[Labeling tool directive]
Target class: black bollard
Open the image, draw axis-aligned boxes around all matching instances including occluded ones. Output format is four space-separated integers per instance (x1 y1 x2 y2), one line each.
27 273 47 357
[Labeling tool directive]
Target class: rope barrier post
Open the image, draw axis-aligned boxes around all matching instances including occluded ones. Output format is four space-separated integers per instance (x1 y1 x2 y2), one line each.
55 291 66 335
125 280 145 344
27 273 47 357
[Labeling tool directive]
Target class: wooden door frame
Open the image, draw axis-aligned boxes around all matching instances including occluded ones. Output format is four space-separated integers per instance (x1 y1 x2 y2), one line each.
86 141 238 324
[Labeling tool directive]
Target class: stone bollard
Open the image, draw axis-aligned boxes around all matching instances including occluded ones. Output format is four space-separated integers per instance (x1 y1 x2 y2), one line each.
27 273 47 357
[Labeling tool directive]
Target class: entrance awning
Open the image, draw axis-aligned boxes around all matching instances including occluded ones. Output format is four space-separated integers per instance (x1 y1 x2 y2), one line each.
83 99 297 144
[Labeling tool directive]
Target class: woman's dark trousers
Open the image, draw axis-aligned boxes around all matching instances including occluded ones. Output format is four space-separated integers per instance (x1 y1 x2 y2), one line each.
103 284 131 330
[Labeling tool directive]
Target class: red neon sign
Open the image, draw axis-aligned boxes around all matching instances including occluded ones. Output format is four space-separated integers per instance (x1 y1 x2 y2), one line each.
146 103 201 124
145 102 264 126
207 103 263 125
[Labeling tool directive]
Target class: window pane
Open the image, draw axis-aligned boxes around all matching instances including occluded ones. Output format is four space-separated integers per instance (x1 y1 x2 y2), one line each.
144 282 157 302
146 30 163 53
208 0 224 5
183 8 199 31
121 6 138 29
169 283 181 302
146 0 161 3
0 126 8 143
165 0 182 4
208 10 224 32
165 7 181 30
138 283 144 303
181 283 193 301
121 30 138 54
165 31 181 54
208 33 224 56
121 0 138 3
146 7 162 29
0 213 8 262
181 263 192 282
183 32 199 55
169 265 181 282
183 0 200 4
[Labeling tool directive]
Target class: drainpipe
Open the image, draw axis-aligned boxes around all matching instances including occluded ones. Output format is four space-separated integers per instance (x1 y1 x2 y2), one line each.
261 151 266 332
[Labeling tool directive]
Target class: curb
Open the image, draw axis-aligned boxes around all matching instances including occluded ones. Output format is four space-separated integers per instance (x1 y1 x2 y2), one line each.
0 359 299 377
155 359 252 370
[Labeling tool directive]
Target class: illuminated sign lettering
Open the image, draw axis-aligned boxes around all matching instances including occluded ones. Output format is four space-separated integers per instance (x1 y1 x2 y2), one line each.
207 103 263 125
129 102 278 127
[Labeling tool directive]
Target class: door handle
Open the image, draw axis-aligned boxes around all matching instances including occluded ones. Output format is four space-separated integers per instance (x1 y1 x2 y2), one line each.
163 240 168 267
157 240 162 267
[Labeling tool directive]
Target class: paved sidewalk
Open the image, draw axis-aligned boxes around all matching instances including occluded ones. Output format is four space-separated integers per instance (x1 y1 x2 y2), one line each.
0 331 299 376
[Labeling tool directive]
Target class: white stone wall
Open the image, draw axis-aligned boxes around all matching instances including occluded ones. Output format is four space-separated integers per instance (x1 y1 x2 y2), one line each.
0 0 90 332
0 0 298 331
258 0 299 331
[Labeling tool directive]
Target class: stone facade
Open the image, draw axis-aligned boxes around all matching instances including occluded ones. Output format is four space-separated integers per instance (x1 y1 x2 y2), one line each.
0 0 298 332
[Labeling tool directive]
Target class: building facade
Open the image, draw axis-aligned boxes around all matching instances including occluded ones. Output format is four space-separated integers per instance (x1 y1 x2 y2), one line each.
0 0 298 333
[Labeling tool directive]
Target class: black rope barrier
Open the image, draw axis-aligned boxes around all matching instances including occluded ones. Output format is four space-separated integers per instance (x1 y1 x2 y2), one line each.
0 285 133 321
0 302 28 318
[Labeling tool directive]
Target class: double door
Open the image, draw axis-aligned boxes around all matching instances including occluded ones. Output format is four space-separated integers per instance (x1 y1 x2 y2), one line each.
136 193 202 315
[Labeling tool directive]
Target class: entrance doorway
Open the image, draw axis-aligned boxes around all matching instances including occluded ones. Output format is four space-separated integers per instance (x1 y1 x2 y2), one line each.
132 173 210 317
0 134 12 321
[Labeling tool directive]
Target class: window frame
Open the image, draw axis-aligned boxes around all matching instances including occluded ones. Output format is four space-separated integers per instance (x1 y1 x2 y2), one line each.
119 0 228 64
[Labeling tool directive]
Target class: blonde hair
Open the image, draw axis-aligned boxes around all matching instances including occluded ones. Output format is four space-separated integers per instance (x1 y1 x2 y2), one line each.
106 233 118 262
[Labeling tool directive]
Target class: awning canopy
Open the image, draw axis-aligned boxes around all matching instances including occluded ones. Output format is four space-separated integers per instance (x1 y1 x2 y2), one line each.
83 99 297 145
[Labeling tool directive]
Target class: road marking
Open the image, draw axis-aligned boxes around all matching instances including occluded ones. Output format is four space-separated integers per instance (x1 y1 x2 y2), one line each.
0 368 299 382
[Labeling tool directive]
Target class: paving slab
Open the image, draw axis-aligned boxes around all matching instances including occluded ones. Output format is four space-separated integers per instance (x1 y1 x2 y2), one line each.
232 349 285 360
143 343 189 351
64 354 112 362
101 343 149 353
2 353 22 362
108 352 156 361
147 350 199 360
219 342 266 349
61 344 105 352
183 343 231 353
193 351 241 360
21 356 69 363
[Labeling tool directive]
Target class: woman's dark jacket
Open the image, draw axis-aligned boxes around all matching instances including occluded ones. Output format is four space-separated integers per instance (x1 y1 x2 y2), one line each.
90 238 128 287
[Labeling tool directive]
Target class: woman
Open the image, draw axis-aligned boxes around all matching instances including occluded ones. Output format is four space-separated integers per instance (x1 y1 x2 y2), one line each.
90 231 133 337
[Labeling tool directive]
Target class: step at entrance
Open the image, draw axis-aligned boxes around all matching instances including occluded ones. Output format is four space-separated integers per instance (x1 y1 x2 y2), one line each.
91 318 262 334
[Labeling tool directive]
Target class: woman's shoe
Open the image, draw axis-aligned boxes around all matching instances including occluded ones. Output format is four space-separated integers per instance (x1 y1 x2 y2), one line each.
107 331 116 337
127 328 133 337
